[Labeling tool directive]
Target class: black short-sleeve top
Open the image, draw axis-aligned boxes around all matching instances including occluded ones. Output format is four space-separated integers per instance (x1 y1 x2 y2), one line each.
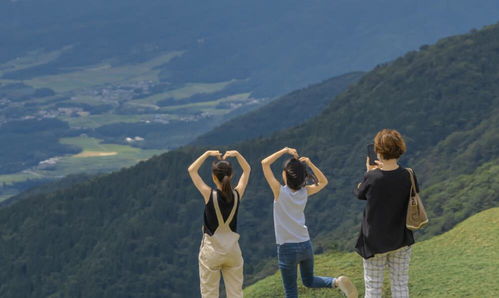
203 189 240 236
354 167 420 259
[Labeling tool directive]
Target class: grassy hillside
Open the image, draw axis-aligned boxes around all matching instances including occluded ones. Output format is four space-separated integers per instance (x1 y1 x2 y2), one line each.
0 23 498 297
194 72 364 145
245 207 499 297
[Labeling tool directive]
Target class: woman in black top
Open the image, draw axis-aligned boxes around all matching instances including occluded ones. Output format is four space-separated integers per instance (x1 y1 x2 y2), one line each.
188 150 251 298
354 129 419 298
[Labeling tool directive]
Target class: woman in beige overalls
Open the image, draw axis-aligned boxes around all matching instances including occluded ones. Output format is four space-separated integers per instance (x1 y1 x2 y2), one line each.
188 150 251 298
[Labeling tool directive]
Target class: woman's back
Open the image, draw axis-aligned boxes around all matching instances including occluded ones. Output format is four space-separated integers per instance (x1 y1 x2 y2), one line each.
356 167 419 258
203 189 240 236
273 185 310 245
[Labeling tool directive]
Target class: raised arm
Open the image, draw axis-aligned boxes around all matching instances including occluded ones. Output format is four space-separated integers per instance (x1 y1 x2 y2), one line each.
354 157 379 200
223 150 251 198
261 147 298 200
188 150 222 203
299 157 328 196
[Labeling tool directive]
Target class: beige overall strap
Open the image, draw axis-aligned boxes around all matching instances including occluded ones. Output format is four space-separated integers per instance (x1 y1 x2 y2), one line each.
212 190 239 227
406 168 417 194
212 190 226 226
224 190 239 226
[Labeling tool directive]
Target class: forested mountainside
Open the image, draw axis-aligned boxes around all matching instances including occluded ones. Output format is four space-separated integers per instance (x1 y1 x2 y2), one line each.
0 23 498 297
194 72 364 145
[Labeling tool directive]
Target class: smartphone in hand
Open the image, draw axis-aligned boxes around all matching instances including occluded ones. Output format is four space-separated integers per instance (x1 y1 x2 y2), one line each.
367 144 378 165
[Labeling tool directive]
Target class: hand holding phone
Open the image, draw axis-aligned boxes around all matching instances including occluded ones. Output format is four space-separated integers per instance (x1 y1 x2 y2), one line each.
367 144 378 166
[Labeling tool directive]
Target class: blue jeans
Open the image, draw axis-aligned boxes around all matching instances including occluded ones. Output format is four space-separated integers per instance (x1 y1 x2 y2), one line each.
277 240 335 298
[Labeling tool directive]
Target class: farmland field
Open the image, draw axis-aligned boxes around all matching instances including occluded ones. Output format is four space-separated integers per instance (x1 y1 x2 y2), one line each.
25 51 183 92
0 49 264 199
0 136 164 202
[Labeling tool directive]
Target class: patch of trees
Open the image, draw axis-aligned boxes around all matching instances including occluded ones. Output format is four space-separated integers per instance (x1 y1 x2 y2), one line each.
0 119 80 174
0 83 56 102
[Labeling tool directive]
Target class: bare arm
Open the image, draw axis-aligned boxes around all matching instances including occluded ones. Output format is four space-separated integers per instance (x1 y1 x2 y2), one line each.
187 150 222 203
261 147 298 200
300 157 328 196
223 150 251 198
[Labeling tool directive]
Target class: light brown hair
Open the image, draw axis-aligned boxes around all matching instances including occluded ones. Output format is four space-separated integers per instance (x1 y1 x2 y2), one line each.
374 129 406 160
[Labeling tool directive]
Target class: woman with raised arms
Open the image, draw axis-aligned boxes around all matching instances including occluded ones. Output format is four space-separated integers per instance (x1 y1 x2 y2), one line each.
261 147 358 298
188 150 251 298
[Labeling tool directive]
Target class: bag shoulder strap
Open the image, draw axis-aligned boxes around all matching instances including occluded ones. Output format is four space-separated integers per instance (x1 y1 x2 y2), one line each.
212 190 239 227
406 168 417 195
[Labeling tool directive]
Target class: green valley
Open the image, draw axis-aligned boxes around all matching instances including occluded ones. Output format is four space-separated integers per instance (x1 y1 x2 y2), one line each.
0 136 163 202
2 0 499 201
0 66 359 199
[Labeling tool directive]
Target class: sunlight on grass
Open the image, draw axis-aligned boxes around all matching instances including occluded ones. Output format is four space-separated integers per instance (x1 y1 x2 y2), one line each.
0 136 165 189
244 208 499 297
130 80 238 107
61 114 147 129
25 51 183 92
0 46 72 77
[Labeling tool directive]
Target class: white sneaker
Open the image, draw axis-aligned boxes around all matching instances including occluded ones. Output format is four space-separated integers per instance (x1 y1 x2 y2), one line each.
335 276 358 298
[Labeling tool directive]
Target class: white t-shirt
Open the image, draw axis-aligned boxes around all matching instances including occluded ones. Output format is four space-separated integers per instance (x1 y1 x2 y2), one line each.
273 185 310 245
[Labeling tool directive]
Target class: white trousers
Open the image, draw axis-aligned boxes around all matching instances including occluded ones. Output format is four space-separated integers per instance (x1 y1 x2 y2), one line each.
199 235 244 298
363 246 412 298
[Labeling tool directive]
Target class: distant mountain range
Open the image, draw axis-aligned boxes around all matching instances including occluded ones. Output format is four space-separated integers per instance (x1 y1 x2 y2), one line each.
2 0 499 199
1 1 498 97
0 22 497 297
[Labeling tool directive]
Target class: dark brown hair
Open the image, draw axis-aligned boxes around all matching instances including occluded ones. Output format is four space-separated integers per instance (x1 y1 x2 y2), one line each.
374 129 407 160
283 158 318 191
212 160 234 202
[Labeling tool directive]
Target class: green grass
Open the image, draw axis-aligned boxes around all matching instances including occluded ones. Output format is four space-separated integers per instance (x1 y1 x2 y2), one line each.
68 95 111 105
25 51 182 92
244 208 499 297
61 91 250 129
163 80 235 100
159 92 251 112
130 80 238 107
60 114 148 129
0 46 71 77
56 136 165 173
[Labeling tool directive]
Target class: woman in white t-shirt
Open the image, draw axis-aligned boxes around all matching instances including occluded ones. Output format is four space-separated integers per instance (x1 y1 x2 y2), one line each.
261 147 358 298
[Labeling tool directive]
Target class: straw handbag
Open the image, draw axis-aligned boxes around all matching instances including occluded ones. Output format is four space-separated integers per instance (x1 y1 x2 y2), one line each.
406 168 429 230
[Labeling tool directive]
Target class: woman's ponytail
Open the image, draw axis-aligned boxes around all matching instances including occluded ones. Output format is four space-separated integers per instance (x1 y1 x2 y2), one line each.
221 175 234 202
284 158 307 190
212 160 234 202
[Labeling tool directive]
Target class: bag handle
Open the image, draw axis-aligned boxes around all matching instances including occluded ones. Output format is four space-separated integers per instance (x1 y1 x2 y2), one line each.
406 168 418 196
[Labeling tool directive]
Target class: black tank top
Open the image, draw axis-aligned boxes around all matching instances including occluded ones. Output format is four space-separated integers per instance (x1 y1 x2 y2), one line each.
203 189 240 236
